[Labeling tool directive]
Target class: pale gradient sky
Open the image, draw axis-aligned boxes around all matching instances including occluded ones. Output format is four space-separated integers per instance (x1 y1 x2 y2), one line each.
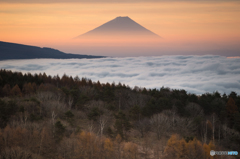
0 1 240 56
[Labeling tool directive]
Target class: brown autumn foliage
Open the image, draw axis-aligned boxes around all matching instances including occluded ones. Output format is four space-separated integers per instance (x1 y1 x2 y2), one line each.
164 134 220 159
104 138 114 158
123 142 138 159
22 83 35 94
2 84 11 96
226 97 238 115
10 84 22 97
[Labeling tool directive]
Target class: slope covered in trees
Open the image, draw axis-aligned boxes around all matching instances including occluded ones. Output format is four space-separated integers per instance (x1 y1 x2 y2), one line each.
0 69 239 159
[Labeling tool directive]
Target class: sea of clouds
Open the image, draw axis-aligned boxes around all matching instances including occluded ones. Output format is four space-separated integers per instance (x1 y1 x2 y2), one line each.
1 55 240 95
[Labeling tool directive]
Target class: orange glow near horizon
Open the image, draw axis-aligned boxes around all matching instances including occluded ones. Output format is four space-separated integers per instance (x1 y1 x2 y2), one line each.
0 2 240 55
227 56 240 59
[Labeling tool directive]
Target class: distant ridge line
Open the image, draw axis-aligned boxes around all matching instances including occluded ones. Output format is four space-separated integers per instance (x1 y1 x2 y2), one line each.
0 41 105 60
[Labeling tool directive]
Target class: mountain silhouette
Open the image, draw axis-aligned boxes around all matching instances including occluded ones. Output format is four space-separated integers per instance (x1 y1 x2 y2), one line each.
76 16 160 40
0 41 105 60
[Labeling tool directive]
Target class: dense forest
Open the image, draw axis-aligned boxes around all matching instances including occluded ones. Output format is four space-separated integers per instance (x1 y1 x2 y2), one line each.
0 69 239 159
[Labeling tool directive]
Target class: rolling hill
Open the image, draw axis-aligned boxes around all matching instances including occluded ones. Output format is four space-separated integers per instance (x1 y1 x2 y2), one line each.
0 41 105 60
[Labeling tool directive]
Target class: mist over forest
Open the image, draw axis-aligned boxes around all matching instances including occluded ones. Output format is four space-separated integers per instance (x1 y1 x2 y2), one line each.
1 56 240 95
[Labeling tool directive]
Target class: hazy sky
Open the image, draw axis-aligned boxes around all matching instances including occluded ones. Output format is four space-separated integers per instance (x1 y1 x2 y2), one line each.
1 0 240 56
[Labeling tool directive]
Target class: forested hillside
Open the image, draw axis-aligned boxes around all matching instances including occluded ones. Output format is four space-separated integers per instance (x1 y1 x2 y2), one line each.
0 69 239 159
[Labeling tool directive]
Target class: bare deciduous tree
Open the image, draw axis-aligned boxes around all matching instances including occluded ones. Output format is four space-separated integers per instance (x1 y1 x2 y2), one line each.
51 111 57 126
150 113 171 140
68 96 73 109
212 113 216 144
134 118 151 138
99 115 108 138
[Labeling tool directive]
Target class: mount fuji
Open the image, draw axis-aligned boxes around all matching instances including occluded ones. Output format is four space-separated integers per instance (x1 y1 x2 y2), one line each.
76 16 160 40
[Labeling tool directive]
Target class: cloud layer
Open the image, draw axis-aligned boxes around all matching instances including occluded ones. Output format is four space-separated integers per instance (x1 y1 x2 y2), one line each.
1 55 240 95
